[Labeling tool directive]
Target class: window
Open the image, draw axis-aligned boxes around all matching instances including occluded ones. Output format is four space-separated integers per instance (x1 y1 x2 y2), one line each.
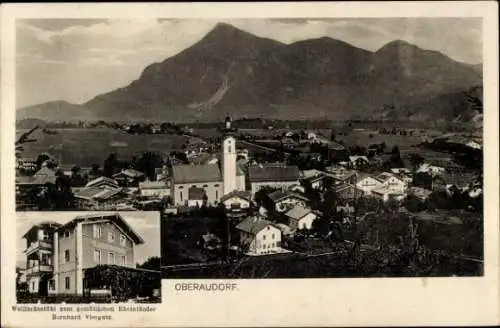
272 233 275 239
120 255 126 265
42 230 50 241
108 252 114 264
263 235 266 241
94 249 101 263
32 281 35 290
64 230 70 238
108 229 115 243
180 191 183 202
215 190 218 200
93 225 102 239
64 250 70 263
49 280 55 291
228 146 232 153
120 234 127 247
65 277 70 290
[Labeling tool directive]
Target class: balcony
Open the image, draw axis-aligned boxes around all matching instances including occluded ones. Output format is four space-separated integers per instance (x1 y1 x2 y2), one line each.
25 264 53 276
24 240 53 256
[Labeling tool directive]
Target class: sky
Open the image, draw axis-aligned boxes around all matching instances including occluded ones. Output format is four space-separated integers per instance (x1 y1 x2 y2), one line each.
16 211 160 268
16 18 482 108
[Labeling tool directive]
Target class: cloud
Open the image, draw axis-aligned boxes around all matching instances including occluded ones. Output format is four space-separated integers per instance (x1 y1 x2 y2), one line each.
16 18 482 107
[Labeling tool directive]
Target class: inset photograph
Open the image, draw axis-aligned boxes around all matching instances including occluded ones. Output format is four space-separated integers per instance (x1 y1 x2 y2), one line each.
16 211 161 303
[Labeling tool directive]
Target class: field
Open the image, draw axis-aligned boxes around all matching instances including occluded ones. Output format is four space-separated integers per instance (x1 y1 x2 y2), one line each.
16 128 190 167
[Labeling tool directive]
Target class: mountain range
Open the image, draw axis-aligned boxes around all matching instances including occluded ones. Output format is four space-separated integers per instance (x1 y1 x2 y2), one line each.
17 22 483 124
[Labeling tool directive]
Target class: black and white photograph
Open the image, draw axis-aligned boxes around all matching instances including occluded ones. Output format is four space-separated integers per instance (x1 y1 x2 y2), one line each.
16 211 161 303
14 18 484 279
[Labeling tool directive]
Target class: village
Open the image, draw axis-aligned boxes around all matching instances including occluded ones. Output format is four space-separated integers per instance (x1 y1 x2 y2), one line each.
15 116 483 277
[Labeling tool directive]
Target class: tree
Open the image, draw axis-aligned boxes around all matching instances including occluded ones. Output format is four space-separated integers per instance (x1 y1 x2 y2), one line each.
70 166 86 187
409 153 424 170
103 153 120 177
36 154 51 169
330 128 336 141
137 256 161 270
135 152 163 181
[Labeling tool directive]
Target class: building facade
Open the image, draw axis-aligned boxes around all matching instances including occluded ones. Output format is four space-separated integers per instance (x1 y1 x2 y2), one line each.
23 213 143 296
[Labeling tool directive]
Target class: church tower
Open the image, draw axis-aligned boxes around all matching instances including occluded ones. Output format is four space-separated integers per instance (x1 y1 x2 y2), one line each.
222 117 237 195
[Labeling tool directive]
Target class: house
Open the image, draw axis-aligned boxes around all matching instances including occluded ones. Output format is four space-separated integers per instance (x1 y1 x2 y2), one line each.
85 177 120 189
187 187 206 207
73 186 127 210
267 190 309 212
303 174 327 190
23 213 144 296
248 164 300 196
220 190 252 211
284 206 317 231
349 156 370 169
376 172 407 193
417 163 446 176
236 217 282 255
356 174 383 195
138 181 171 199
112 169 145 187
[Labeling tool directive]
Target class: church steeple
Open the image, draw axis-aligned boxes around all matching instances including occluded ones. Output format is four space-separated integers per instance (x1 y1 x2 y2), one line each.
222 116 237 195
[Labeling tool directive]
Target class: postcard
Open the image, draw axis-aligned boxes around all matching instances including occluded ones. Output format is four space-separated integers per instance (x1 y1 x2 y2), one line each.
1 2 499 327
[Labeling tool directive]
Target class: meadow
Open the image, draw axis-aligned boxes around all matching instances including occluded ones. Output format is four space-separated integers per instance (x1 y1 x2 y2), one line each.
16 128 189 167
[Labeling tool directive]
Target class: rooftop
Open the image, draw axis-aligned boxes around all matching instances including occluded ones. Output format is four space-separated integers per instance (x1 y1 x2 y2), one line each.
285 205 313 221
220 190 252 203
268 190 308 203
248 165 300 182
139 181 169 189
60 213 144 244
236 216 275 235
172 164 221 184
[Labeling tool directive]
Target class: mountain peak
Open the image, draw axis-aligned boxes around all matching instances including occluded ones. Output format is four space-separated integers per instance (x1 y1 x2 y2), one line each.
203 22 256 41
377 39 420 53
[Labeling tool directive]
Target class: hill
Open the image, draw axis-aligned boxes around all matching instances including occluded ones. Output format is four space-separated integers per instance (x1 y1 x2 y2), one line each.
17 23 483 124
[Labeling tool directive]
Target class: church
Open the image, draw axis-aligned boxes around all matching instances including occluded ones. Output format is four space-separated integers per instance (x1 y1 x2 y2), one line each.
170 117 246 206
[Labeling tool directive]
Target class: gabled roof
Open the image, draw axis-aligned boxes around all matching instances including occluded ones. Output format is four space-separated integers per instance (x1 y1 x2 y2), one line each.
236 217 276 235
60 213 144 244
285 206 313 221
376 172 401 183
304 174 327 183
172 164 221 184
85 176 120 189
23 221 62 239
248 165 300 182
73 186 124 201
220 190 252 203
349 155 369 163
268 190 308 203
16 166 58 185
139 181 169 189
